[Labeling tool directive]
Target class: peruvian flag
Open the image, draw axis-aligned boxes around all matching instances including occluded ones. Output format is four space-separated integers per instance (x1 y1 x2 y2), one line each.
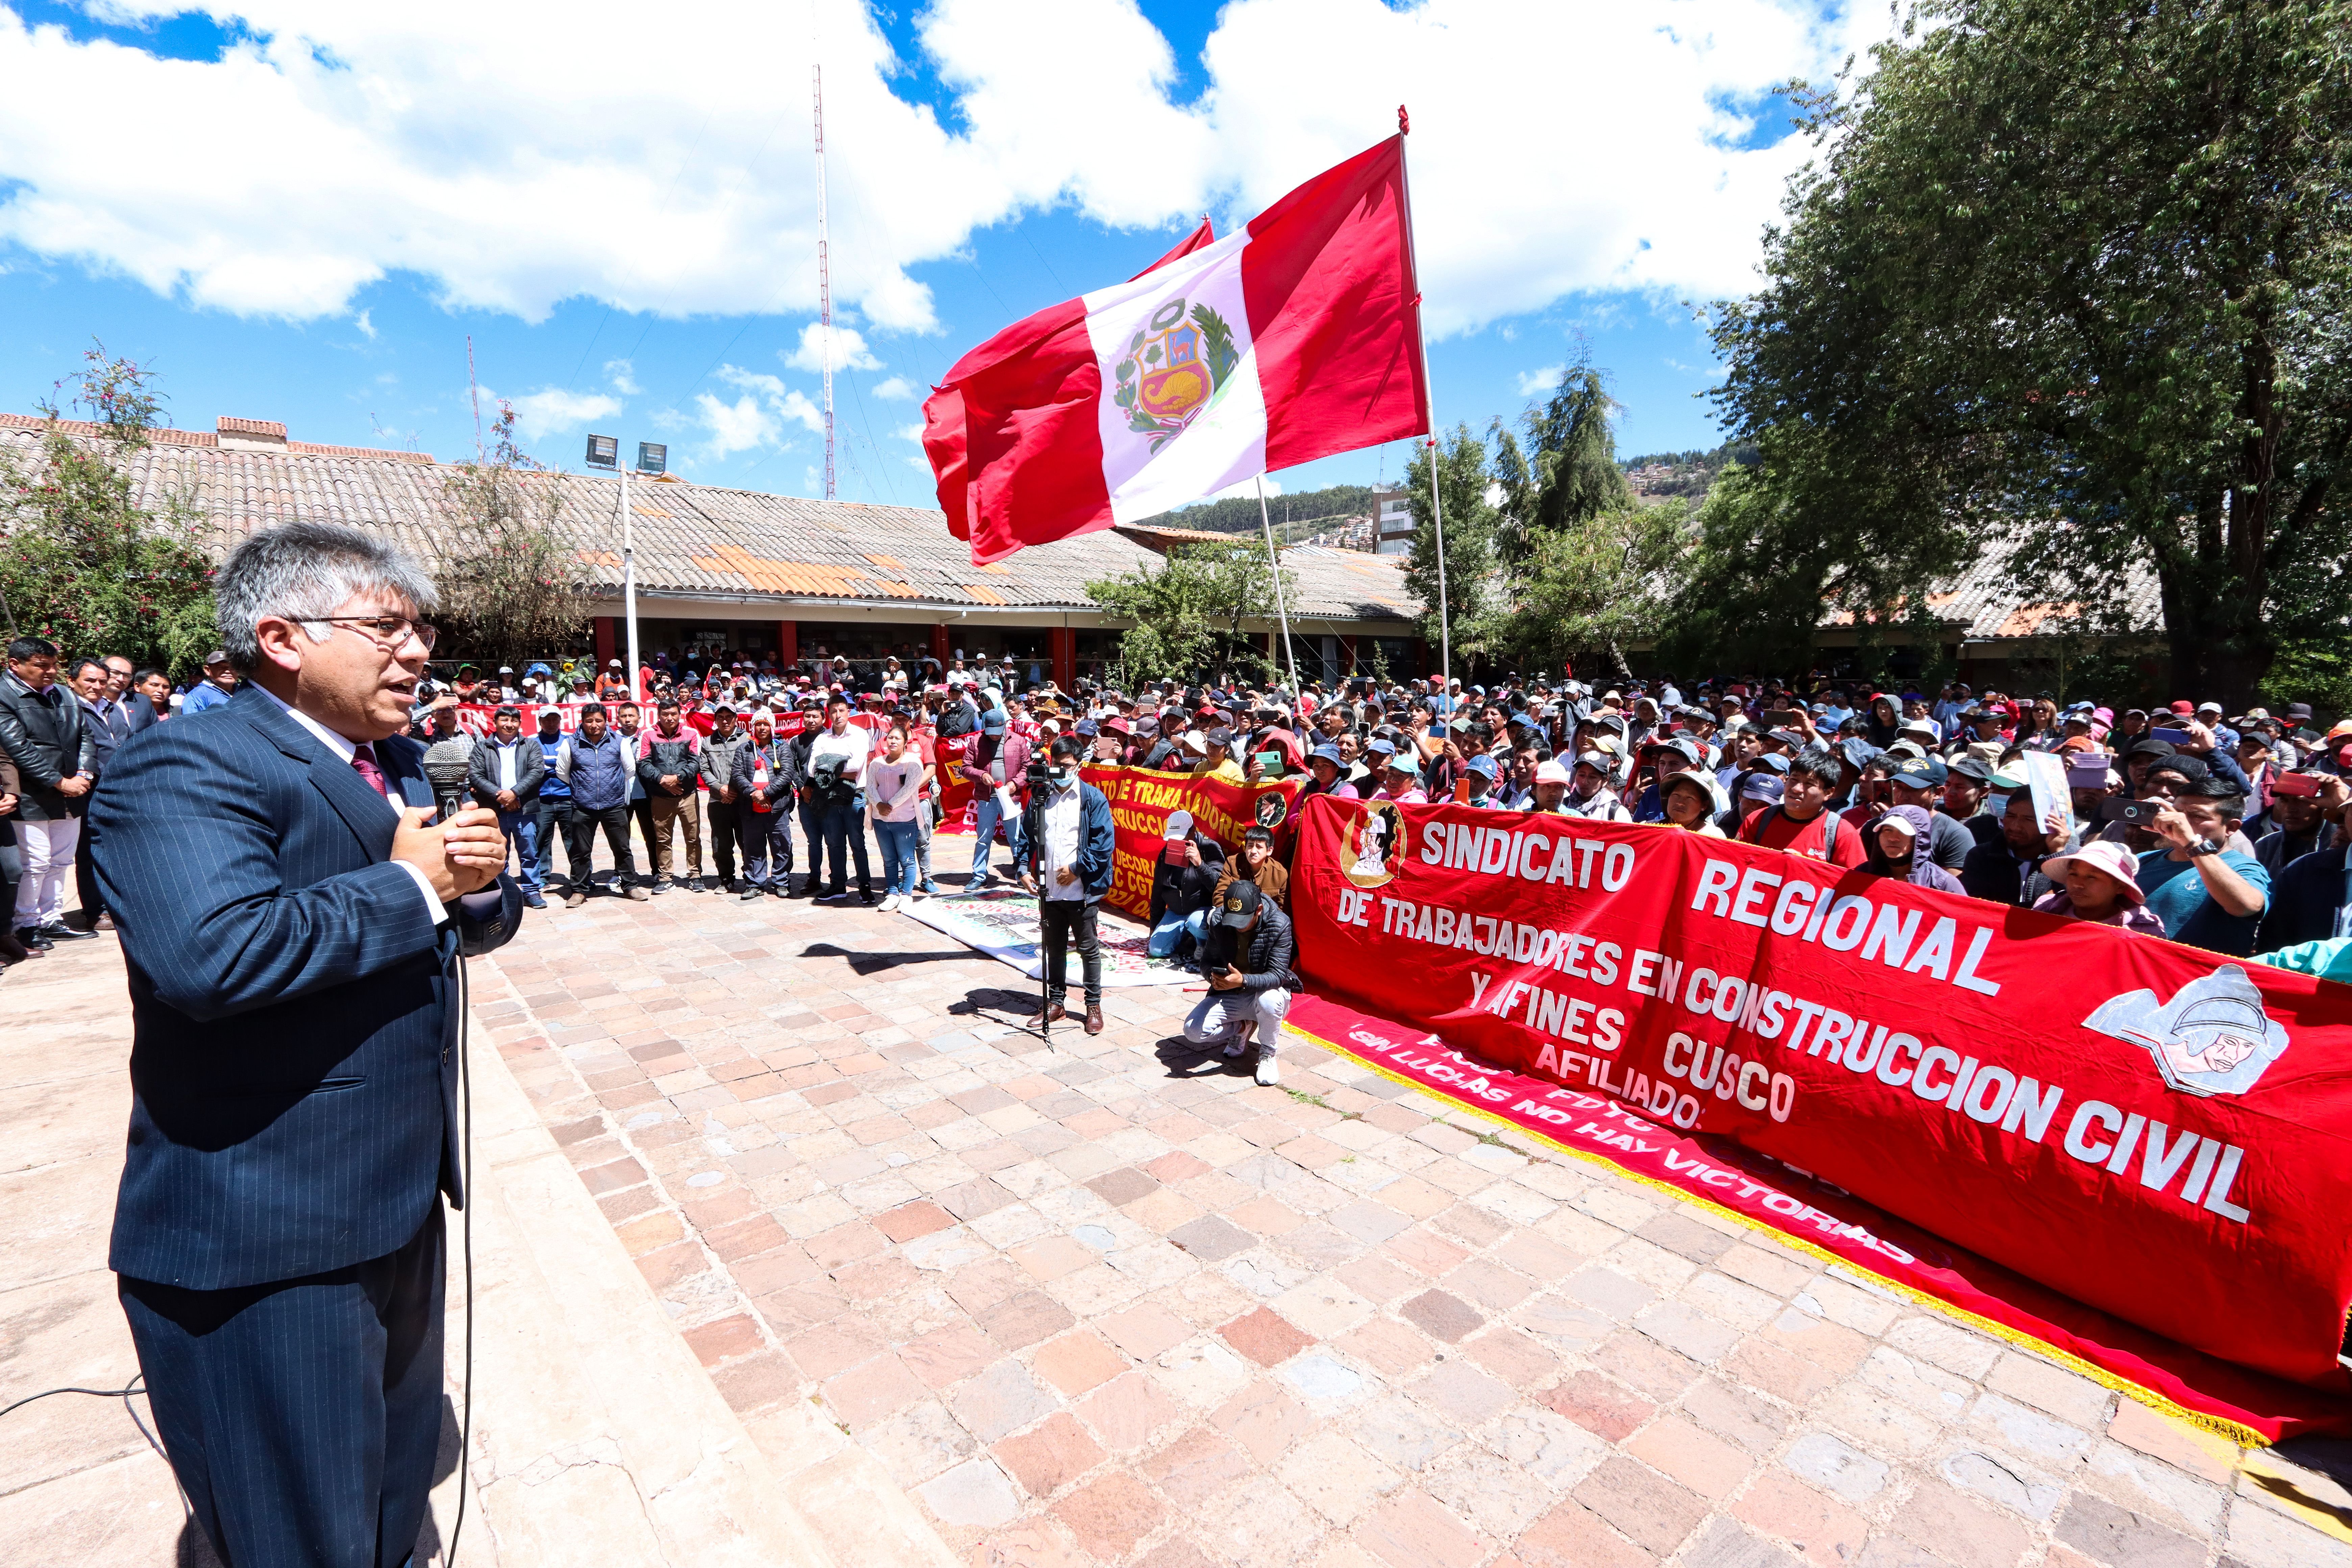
923 134 1430 565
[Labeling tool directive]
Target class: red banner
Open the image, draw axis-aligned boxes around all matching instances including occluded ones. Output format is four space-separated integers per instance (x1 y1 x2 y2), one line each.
448 701 812 739
1289 798 2352 1392
933 734 978 833
1283 991 2349 1442
1082 765 1304 921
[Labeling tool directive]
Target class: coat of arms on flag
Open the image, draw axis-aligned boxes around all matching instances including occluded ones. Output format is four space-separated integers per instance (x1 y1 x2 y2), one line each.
1116 297 1241 453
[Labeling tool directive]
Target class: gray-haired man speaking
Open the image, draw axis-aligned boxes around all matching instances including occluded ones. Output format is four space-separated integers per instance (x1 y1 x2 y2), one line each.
89 520 520 1568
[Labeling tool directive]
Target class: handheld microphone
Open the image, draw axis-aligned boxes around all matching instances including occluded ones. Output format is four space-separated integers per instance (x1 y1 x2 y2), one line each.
421 737 473 825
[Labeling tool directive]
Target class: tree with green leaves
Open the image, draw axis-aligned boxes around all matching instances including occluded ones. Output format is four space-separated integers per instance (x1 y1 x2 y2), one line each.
1086 537 1296 687
1659 462 1840 678
0 346 217 675
1493 358 1634 565
1402 425 1500 678
1710 0 2352 705
433 402 597 669
1508 501 1690 681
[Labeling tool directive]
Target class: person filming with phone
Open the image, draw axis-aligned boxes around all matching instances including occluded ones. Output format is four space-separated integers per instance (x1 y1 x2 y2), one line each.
2133 784 2270 955
1182 877 1299 1087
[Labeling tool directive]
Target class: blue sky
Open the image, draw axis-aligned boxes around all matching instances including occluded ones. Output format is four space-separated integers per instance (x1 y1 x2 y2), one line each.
0 1 1881 510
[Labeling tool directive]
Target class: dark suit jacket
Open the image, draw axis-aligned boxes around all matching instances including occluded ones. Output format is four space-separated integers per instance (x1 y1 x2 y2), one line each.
467 732 547 810
2257 843 2350 952
79 694 131 774
124 694 163 734
0 671 96 821
91 685 522 1291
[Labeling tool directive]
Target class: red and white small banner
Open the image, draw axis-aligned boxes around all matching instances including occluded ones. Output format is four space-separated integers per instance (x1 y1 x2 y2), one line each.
925 135 1430 564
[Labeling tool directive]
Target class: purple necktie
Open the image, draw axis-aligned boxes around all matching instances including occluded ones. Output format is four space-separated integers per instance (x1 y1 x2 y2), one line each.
351 742 389 799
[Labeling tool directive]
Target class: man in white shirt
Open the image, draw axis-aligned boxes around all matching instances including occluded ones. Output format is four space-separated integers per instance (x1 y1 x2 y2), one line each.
807 694 874 902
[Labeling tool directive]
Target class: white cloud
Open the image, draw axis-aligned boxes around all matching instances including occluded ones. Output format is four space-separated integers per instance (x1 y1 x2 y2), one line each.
693 391 779 458
604 358 641 394
0 1 1890 336
716 364 788 400
353 307 376 340
1515 364 1566 398
780 322 882 374
501 386 621 439
702 363 825 454
891 421 926 442
871 375 919 401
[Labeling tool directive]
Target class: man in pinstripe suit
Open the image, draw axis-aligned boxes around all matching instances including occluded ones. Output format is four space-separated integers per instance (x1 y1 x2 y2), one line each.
89 521 521 1568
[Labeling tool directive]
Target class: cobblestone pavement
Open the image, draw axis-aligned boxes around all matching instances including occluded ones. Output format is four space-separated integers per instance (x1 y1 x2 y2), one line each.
445 839 2352 1566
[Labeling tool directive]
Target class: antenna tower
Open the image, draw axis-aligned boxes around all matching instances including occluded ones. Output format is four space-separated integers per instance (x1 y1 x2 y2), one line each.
813 64 834 500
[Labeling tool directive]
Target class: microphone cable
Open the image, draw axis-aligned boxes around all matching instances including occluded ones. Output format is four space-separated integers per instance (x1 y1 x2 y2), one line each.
447 941 475 1568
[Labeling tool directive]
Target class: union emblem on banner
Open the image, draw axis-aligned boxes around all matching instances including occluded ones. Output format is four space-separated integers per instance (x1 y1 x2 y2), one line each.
1343 802 1407 889
1110 296 1241 454
2082 966 2292 1098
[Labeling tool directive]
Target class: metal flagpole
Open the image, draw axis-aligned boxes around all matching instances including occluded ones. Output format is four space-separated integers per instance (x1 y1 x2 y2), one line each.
1394 105 1450 693
621 460 640 701
1255 473 1300 697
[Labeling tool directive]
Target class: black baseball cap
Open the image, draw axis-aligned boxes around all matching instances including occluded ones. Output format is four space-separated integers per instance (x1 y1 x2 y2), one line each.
1210 878 1265 928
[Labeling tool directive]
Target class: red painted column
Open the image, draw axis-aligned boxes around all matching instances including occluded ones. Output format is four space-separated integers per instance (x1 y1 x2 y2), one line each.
1413 638 1429 678
593 616 615 667
1051 627 1076 692
931 622 951 675
777 620 798 669
1340 634 1359 676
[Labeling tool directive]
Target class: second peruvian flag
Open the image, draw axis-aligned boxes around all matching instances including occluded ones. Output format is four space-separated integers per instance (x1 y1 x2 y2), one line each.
923 134 1431 566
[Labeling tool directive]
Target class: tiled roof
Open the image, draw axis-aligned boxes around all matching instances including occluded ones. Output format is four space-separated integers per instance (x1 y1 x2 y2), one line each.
1926 532 2161 641
0 411 434 463
0 420 1425 625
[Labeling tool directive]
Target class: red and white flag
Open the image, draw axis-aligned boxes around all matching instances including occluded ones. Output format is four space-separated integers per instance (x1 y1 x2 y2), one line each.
924 135 1430 565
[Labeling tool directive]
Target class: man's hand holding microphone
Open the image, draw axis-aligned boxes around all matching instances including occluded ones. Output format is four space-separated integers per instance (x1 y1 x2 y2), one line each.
392 806 507 901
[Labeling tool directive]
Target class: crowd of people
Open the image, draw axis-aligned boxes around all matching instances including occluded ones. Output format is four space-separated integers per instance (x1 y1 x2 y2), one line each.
12 630 2351 998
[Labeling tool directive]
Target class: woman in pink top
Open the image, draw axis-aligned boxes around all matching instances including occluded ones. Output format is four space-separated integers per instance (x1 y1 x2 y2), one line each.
866 722 926 911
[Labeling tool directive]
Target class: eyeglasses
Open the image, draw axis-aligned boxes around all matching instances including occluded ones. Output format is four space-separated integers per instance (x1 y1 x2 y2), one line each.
304 614 439 653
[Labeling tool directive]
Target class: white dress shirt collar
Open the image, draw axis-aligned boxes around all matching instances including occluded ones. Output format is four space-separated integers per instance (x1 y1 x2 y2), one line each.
251 680 364 766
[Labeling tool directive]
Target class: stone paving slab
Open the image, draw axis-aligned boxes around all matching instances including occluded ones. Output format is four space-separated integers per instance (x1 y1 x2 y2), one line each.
11 823 2352 1567
459 836 2352 1568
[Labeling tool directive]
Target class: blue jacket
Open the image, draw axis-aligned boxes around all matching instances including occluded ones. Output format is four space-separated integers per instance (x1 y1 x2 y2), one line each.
179 679 235 717
1007 779 1116 903
535 733 571 799
90 685 521 1290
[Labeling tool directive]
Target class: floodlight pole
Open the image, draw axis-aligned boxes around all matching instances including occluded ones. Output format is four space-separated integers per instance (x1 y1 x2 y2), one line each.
621 460 640 702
